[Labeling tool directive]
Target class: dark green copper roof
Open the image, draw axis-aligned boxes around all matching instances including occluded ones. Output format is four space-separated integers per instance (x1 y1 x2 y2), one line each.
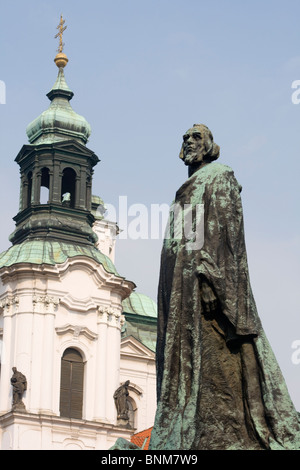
0 239 120 276
26 67 91 146
122 292 157 318
122 292 157 352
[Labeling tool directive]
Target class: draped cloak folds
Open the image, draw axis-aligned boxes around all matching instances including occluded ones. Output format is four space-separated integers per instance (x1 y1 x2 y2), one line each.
149 162 300 450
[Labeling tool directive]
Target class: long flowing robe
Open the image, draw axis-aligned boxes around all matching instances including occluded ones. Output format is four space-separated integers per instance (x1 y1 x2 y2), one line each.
149 162 300 450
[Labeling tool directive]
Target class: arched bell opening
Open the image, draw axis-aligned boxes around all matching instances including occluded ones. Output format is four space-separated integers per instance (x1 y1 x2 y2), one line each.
61 167 76 208
40 167 50 204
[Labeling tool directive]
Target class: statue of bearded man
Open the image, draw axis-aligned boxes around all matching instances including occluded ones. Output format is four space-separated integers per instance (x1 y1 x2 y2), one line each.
149 124 300 450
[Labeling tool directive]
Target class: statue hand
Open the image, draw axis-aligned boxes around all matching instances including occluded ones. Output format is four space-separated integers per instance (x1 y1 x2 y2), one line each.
199 276 218 313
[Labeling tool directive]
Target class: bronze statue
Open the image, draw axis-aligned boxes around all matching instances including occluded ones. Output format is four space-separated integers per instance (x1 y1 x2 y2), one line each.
149 124 300 450
11 367 27 410
114 380 130 421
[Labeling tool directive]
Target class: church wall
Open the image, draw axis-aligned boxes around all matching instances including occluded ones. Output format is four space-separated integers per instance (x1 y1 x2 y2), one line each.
120 340 156 433
0 411 134 449
0 24 155 447
93 218 117 263
0 255 136 449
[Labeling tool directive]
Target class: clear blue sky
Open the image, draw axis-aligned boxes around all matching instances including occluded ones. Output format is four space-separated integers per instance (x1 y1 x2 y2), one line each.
0 0 300 409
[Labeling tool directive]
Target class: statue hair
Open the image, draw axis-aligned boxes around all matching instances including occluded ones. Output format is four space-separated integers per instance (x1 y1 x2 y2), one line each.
179 124 220 162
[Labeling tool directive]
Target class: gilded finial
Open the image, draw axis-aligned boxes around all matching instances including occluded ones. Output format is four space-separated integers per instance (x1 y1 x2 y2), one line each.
54 14 68 68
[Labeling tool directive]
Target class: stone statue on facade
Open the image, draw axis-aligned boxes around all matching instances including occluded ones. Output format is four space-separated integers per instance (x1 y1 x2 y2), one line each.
11 367 27 411
114 380 130 422
149 124 300 450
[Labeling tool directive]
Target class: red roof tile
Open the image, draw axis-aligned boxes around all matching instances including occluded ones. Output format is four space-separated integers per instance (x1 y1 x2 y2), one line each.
130 427 153 450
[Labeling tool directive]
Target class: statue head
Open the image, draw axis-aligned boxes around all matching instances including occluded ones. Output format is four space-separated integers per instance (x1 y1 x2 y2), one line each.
179 124 220 166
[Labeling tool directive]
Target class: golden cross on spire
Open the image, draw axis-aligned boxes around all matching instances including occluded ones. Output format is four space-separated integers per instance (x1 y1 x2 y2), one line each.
55 14 67 53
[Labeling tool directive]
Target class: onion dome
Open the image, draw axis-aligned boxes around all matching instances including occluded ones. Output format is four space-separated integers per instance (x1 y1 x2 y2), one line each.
26 51 91 145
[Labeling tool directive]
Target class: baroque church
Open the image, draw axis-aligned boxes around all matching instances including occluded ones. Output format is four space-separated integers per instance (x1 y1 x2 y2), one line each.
0 23 157 450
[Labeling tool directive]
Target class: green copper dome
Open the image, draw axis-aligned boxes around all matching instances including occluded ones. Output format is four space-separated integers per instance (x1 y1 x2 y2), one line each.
0 239 120 276
26 67 91 145
122 292 157 352
122 292 157 318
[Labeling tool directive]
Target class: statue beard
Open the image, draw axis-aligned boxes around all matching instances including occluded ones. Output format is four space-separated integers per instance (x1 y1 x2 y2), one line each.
182 150 205 166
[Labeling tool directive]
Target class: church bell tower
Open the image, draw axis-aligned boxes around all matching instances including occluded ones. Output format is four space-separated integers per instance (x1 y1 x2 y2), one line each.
0 17 136 450
11 34 98 248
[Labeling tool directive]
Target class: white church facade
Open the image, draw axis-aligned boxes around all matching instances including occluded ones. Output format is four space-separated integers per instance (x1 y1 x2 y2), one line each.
0 37 157 450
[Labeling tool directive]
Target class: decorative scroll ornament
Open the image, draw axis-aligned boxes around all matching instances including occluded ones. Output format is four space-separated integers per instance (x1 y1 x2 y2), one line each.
0 296 19 313
98 305 122 326
32 295 60 312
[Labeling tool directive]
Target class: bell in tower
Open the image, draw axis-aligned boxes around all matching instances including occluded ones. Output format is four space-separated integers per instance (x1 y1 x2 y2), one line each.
10 17 99 248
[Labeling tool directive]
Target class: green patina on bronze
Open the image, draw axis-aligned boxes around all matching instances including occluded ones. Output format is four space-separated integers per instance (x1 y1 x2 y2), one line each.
149 125 300 450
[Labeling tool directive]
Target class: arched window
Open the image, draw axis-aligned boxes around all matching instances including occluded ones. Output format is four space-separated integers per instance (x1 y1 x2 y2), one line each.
40 167 50 204
59 348 84 419
61 167 76 208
